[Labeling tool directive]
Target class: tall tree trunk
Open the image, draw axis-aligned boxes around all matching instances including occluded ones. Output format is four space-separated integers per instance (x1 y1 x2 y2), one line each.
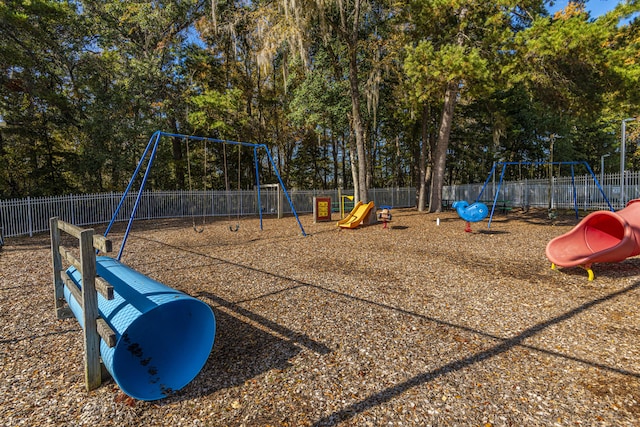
332 124 339 189
429 81 459 212
418 102 430 211
347 0 368 203
349 67 368 202
365 127 374 190
428 5 467 213
426 122 436 204
348 126 360 201
394 135 401 188
341 133 348 188
313 132 321 188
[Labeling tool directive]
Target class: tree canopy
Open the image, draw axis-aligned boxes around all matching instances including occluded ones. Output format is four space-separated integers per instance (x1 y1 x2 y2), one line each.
1 0 638 211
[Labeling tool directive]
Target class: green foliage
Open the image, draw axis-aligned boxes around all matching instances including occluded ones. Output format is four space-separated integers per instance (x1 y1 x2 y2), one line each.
189 88 243 134
0 0 87 197
0 0 638 199
404 41 490 102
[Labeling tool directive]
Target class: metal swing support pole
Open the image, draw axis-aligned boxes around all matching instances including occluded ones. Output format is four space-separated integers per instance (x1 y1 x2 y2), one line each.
261 144 307 236
117 133 163 260
254 146 263 231
487 163 508 228
104 131 159 239
570 164 578 219
475 162 497 203
103 131 162 258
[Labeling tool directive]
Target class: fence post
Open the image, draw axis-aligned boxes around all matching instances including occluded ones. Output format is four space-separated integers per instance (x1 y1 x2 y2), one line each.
27 196 33 237
277 184 283 219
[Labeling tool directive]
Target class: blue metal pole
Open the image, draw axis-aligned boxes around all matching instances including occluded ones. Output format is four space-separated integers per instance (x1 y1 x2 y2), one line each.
254 146 263 230
571 165 578 219
158 131 259 150
476 162 497 202
261 144 307 236
583 161 614 211
117 133 162 260
104 131 160 239
488 163 507 228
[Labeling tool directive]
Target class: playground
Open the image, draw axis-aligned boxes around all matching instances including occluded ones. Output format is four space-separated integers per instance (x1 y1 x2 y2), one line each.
1 208 639 426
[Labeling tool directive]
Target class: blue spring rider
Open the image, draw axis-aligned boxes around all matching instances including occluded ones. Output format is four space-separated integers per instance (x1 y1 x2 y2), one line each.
452 200 489 232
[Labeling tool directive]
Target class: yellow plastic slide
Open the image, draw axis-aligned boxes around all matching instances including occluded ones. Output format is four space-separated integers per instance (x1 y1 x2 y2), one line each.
336 201 375 229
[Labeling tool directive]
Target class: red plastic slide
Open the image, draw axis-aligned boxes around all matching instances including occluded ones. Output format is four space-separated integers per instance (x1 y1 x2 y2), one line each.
545 199 640 279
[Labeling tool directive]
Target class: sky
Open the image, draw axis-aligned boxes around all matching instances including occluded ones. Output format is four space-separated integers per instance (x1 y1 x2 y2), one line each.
547 0 621 18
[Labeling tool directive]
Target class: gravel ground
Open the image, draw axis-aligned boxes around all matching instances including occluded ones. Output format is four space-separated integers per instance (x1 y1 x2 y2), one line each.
1 208 639 426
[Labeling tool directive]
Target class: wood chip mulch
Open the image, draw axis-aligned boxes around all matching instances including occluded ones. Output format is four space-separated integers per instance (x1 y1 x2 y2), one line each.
1 208 639 426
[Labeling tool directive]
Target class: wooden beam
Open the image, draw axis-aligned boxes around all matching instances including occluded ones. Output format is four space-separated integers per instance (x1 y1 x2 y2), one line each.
80 228 101 391
50 218 65 320
57 220 111 253
60 246 113 300
61 271 81 305
61 272 116 347
57 220 84 239
93 235 112 254
95 276 114 300
59 245 81 271
96 319 117 348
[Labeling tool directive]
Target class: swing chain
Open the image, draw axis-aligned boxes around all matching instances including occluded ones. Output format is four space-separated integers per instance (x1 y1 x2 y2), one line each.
223 142 241 232
186 137 205 233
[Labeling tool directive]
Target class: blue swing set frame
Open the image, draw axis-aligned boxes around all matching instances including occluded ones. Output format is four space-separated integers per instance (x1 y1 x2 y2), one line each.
104 131 307 259
476 161 614 228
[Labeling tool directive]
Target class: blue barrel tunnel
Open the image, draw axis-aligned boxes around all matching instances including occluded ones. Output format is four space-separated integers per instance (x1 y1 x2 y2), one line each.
64 256 216 401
